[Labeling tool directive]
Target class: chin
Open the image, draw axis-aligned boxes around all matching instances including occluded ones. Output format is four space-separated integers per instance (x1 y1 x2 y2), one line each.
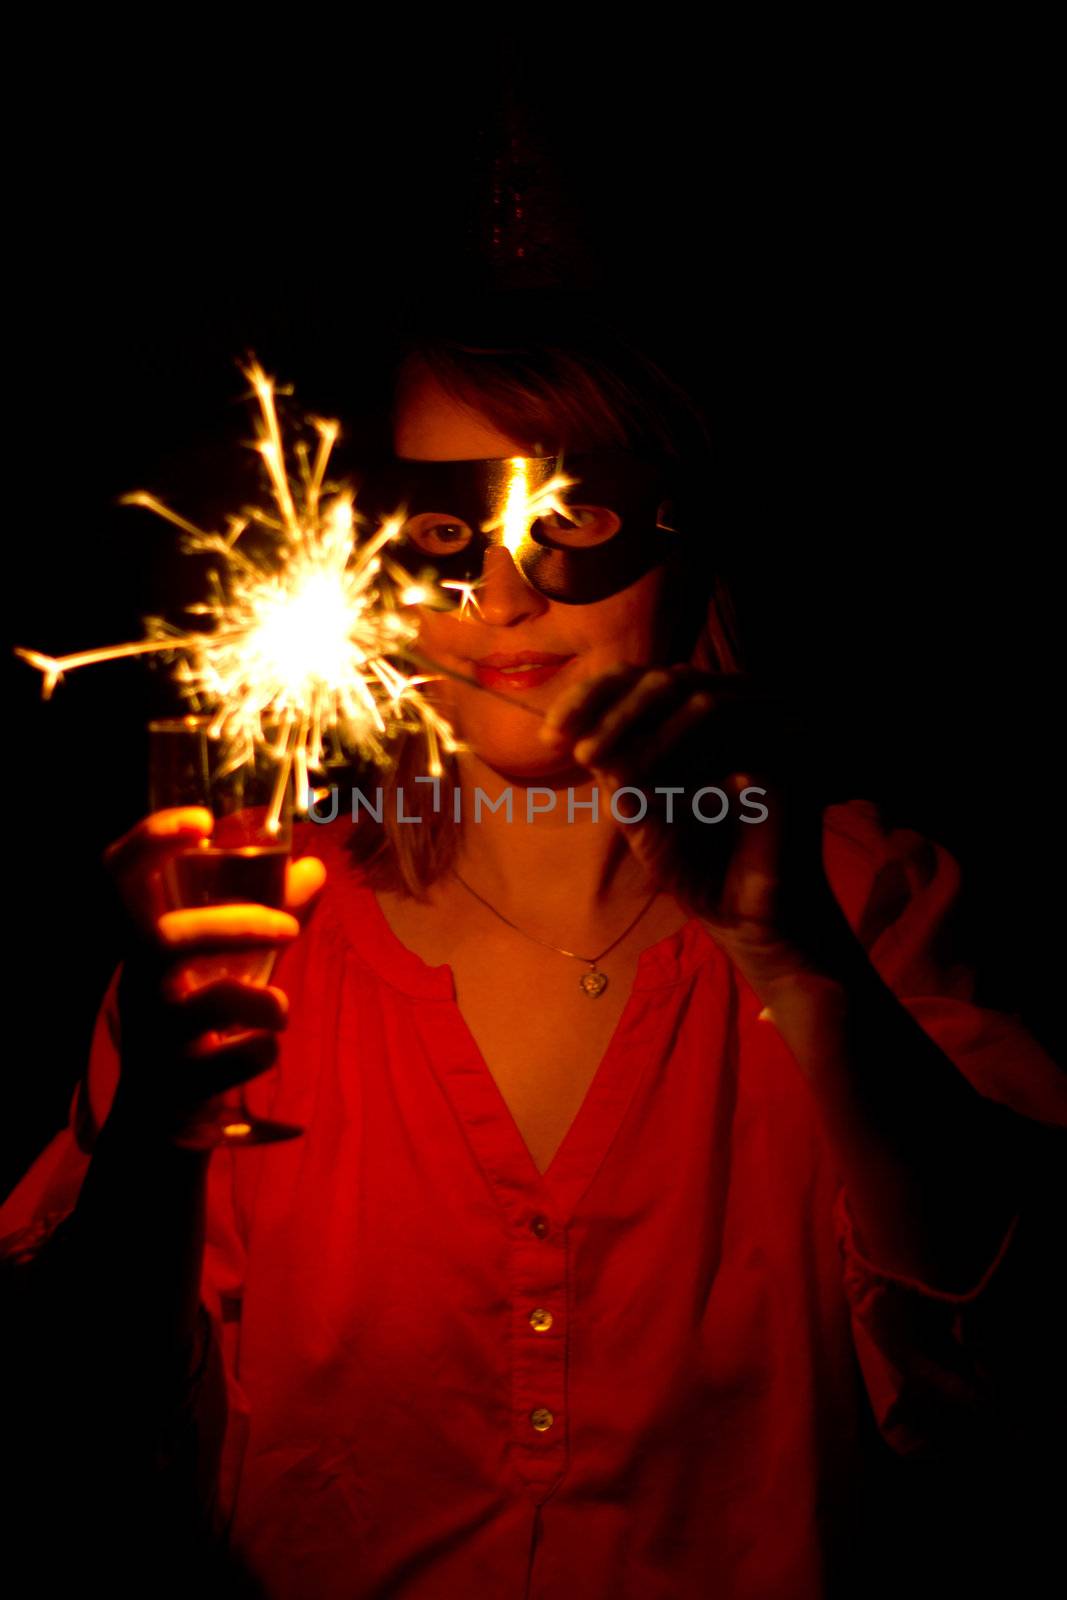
451 702 582 786
465 736 582 786
476 750 586 786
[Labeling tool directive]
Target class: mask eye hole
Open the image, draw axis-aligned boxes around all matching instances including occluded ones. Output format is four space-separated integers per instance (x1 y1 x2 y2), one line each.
402 513 474 556
533 506 621 548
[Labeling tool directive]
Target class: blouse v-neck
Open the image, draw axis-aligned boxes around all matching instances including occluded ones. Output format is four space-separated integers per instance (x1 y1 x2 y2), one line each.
322 861 725 1224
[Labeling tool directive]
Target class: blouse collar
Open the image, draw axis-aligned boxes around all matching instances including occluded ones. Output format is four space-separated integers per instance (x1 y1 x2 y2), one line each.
299 820 721 1001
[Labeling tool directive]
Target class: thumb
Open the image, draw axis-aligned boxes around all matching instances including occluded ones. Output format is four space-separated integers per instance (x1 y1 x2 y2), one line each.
284 855 327 919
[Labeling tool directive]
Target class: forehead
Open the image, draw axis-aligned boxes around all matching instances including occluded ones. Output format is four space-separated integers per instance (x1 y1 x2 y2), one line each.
392 365 529 462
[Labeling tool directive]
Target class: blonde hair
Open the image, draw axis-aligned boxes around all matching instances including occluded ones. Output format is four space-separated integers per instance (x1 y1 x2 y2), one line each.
348 302 745 897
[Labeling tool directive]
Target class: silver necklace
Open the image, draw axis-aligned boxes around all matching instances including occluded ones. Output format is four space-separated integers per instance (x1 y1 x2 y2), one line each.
451 871 660 998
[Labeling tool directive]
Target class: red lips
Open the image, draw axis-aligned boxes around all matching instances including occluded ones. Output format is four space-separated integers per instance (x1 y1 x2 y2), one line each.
471 652 574 691
474 651 572 668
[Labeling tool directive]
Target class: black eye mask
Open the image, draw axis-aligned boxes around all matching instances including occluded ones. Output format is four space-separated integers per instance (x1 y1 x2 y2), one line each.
356 452 681 606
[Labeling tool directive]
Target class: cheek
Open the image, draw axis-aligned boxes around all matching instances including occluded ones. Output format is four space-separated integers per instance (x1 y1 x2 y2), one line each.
414 609 476 672
411 613 462 723
566 571 666 659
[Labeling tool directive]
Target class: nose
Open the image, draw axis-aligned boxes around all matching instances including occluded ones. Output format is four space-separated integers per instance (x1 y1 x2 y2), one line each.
474 545 548 627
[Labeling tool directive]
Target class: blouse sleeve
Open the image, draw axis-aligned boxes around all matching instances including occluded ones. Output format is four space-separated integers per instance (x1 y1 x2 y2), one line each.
0 967 251 1536
821 801 1067 1458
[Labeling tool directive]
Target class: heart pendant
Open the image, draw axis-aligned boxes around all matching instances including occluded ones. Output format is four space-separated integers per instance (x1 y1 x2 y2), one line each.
579 969 608 998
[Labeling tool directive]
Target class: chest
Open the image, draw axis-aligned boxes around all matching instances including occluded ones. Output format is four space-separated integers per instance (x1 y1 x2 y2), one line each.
374 890 687 1175
448 936 642 1173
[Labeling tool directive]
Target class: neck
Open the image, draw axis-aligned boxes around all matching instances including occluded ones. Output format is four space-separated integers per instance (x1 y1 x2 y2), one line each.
452 751 649 913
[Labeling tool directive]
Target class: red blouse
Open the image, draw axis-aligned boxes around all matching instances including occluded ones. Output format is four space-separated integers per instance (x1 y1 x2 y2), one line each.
3 800 1064 1598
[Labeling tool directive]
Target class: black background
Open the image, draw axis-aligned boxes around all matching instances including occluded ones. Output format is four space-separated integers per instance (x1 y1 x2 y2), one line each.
1 23 1062 1597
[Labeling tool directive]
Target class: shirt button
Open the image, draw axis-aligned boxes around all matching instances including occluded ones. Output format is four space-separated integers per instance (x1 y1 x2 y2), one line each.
530 1215 550 1239
529 1307 554 1332
530 1407 554 1432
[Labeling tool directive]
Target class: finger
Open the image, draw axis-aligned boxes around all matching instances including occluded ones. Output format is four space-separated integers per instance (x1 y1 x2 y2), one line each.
162 977 290 1035
106 810 216 932
156 905 300 952
629 688 794 782
284 855 327 913
539 666 642 743
180 1029 281 1098
104 808 214 876
717 773 787 920
572 669 695 768
619 688 718 778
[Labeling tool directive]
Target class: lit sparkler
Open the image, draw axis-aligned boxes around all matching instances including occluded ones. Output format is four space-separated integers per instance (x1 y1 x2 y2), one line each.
16 361 464 827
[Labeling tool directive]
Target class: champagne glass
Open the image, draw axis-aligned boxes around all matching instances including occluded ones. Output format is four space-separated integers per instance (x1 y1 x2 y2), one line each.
148 716 303 1148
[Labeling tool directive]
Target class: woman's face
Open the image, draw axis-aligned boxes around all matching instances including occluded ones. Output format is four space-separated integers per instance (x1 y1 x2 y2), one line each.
392 366 668 782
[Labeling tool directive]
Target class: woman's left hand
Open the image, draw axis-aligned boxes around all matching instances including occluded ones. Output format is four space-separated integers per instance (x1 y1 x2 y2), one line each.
542 665 860 995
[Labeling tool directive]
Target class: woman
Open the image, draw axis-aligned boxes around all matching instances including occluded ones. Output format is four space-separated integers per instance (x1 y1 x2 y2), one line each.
3 304 1064 1597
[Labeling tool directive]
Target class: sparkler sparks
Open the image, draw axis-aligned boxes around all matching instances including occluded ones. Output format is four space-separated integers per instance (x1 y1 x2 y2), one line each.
440 578 485 619
16 361 464 824
485 457 577 554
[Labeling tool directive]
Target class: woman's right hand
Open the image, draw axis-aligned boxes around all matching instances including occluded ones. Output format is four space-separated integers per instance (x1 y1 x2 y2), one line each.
102 806 326 1141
